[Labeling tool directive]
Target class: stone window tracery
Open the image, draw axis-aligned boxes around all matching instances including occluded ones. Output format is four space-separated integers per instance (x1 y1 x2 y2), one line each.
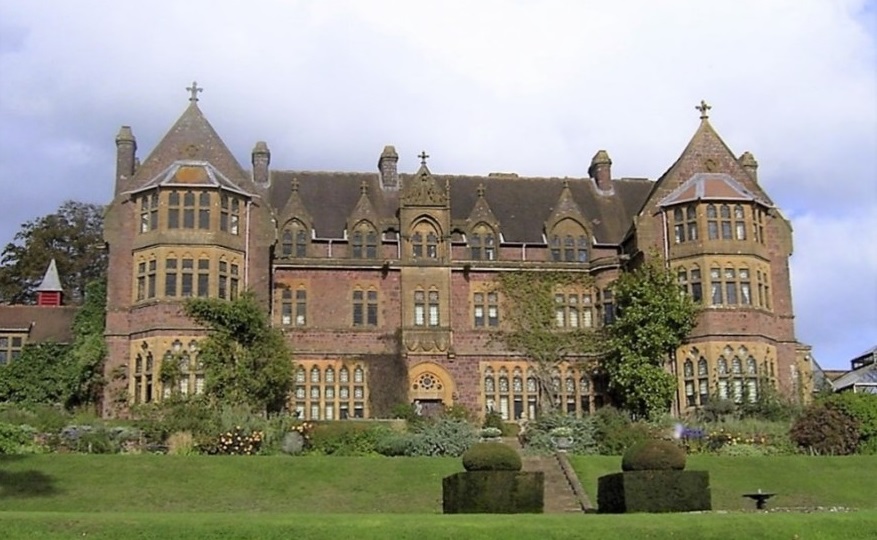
469 223 497 261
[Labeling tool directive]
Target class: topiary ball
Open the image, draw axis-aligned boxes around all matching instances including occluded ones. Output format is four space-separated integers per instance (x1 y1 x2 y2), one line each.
461 442 522 471
621 439 686 471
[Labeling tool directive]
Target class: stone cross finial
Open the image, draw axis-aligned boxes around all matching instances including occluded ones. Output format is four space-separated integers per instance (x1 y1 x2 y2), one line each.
360 179 369 195
418 151 430 166
476 183 486 198
187 81 203 102
291 177 300 192
696 100 711 120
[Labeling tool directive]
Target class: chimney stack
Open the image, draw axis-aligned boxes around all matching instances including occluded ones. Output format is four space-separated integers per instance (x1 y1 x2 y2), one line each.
378 145 399 190
738 151 758 182
252 141 271 185
589 150 613 192
115 126 137 195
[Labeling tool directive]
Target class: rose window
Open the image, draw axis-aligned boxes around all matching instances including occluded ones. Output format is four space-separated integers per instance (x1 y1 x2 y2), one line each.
413 373 442 391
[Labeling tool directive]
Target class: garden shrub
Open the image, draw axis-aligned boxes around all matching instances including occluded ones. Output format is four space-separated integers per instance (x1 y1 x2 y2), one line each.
0 403 69 433
790 403 860 455
409 418 477 457
197 426 263 455
621 439 686 471
482 411 505 432
443 471 544 514
374 432 419 456
462 442 522 471
699 398 736 423
0 422 38 454
522 413 597 455
592 407 654 455
308 422 389 456
822 392 877 443
597 470 711 513
167 431 196 455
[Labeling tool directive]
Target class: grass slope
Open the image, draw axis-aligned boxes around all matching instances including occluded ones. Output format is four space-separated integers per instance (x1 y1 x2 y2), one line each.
568 455 877 511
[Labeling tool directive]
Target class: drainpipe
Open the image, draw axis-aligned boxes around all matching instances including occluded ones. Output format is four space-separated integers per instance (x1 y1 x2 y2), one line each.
521 243 526 261
328 239 333 258
661 209 670 266
245 200 252 287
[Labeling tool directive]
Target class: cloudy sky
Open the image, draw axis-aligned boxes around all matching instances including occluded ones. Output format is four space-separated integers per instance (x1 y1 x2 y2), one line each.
1 0 874 369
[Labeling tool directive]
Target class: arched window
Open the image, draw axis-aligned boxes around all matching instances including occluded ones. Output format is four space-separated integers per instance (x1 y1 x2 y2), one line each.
282 220 309 258
351 222 379 259
734 204 746 240
707 204 718 240
470 224 497 261
549 219 589 263
411 221 440 259
697 357 709 405
683 359 695 407
720 204 732 239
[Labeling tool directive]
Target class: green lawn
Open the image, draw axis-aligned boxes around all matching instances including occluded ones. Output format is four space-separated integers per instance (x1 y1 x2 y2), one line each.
2 454 876 539
568 455 877 511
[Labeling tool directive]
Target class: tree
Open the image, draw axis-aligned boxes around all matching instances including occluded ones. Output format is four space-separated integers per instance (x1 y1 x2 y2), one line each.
0 200 106 305
495 271 604 414
0 280 106 409
604 257 699 420
67 280 108 408
183 293 294 413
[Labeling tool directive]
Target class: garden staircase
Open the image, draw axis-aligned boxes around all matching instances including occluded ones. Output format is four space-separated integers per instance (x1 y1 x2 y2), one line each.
505 437 592 513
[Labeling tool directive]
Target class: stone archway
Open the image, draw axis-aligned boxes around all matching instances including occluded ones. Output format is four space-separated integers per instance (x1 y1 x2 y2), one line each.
408 362 456 417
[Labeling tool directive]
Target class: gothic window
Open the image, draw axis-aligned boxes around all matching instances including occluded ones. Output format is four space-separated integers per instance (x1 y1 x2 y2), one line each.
719 204 732 239
351 223 379 259
707 204 718 240
183 191 196 229
139 192 160 233
469 224 497 260
281 220 309 258
549 219 589 263
717 356 729 399
411 221 440 259
218 261 228 299
697 357 709 405
554 292 594 329
734 204 746 240
292 362 367 420
710 266 723 305
295 288 307 326
281 289 293 325
739 268 752 305
473 291 499 328
353 288 378 327
168 191 181 229
198 192 211 229
601 289 615 326
197 258 210 297
165 258 178 297
754 208 766 244
136 261 146 301
230 263 239 299
683 359 696 407
672 206 698 243
220 194 241 234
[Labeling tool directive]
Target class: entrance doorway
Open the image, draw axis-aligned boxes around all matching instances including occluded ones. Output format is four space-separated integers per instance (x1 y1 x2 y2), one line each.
415 398 445 418
408 362 456 410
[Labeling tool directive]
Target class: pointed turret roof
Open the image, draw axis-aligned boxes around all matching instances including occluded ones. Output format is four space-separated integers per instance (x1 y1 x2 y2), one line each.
129 87 247 192
545 180 588 231
465 183 501 230
347 179 381 231
35 259 63 292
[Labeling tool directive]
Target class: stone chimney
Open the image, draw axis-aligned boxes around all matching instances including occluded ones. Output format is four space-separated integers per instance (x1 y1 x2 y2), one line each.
252 141 271 185
589 150 613 192
738 151 758 182
115 126 137 195
378 145 399 190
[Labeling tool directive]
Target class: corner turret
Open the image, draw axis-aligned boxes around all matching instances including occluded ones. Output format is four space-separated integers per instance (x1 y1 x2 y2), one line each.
114 125 137 195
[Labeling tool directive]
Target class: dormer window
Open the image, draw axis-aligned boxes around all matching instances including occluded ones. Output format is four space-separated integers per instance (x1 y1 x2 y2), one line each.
549 219 589 263
469 224 496 260
281 220 309 258
351 223 378 259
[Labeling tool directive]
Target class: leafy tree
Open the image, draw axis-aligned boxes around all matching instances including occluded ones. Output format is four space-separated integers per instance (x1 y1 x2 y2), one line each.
67 280 108 407
183 293 294 413
495 271 603 413
0 342 77 405
604 257 699 420
0 200 106 305
0 281 106 409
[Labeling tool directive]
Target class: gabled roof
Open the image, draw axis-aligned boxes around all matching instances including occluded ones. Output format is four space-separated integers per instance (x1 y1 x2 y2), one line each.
832 362 877 392
129 101 248 192
127 160 255 197
34 259 63 292
658 172 772 207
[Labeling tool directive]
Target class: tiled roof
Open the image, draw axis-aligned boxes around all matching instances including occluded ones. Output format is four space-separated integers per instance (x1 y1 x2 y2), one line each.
0 305 78 343
127 160 255 197
658 173 772 207
832 363 877 392
267 172 653 244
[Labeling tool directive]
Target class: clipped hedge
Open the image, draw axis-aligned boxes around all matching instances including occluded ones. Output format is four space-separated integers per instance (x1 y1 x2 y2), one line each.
462 442 521 471
598 470 711 513
621 439 686 471
443 471 544 514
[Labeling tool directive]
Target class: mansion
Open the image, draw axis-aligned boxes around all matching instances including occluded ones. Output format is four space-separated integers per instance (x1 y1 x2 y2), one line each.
97 87 813 419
